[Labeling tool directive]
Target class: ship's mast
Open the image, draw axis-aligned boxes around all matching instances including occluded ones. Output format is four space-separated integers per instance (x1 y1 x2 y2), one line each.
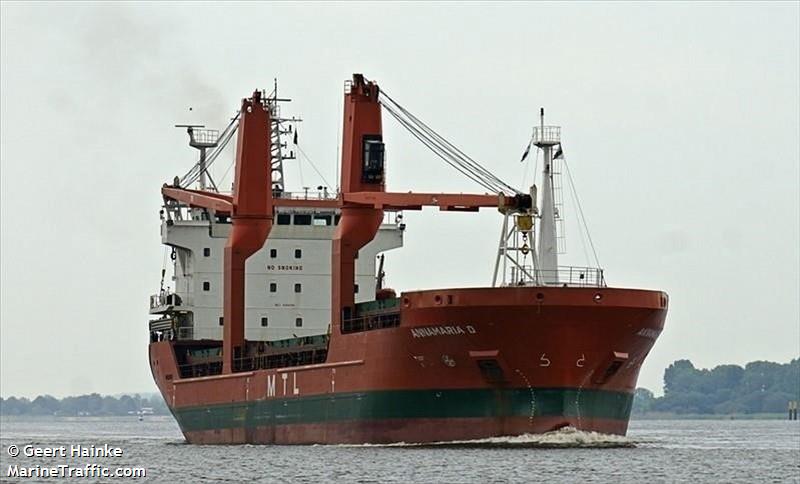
175 124 220 191
492 108 564 287
264 79 301 195
534 108 560 285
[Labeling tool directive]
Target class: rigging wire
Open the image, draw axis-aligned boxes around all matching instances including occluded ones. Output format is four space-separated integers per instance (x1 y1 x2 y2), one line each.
378 89 521 195
563 159 592 266
382 103 500 193
387 100 509 191
179 127 237 187
382 94 518 194
335 102 341 194
295 144 333 189
563 159 601 268
296 146 305 187
181 119 238 187
178 111 240 188
522 142 540 192
392 99 517 193
160 246 169 292
217 158 235 191
520 140 532 189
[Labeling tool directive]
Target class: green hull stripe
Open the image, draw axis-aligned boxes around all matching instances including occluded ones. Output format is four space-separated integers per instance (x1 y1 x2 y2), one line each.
173 388 633 432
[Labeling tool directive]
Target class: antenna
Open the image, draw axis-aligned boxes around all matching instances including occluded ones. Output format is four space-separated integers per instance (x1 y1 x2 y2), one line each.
265 79 302 195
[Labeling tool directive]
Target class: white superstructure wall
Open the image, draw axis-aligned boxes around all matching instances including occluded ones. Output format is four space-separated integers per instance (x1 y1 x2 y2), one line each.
158 208 403 340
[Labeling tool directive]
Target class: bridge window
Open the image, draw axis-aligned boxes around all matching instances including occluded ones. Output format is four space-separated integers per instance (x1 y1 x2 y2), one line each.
277 214 291 225
313 215 331 226
218 317 224 326
294 249 302 259
294 283 302 293
295 317 303 327
294 214 312 225
354 284 359 294
334 215 341 225
362 136 385 184
269 248 277 258
203 248 211 257
261 317 268 327
269 283 277 293
202 281 210 291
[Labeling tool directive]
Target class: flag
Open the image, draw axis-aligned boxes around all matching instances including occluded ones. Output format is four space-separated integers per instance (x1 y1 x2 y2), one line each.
520 139 532 162
553 144 564 160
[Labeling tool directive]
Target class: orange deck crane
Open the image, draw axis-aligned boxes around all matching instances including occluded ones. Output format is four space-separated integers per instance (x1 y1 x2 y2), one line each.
161 74 530 372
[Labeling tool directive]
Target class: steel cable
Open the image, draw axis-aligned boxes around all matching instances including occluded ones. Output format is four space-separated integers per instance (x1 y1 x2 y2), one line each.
378 90 521 195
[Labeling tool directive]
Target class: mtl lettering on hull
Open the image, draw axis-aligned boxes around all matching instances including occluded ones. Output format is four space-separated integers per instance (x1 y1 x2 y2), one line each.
411 325 477 338
266 372 300 397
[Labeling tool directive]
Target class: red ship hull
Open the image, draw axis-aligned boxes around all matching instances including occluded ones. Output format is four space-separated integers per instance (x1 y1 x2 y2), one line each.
149 286 667 444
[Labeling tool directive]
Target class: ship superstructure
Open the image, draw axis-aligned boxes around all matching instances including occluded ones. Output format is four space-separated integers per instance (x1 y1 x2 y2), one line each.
150 198 402 341
147 75 668 444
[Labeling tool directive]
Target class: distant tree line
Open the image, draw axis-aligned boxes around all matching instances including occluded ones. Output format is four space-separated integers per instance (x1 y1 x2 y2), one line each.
0 393 169 417
3 359 798 417
634 358 800 415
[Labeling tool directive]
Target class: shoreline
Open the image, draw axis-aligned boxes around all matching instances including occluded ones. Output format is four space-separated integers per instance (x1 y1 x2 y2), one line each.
1 413 792 422
632 412 790 421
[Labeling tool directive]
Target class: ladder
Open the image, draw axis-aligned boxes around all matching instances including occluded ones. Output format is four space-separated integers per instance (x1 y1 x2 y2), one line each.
551 156 566 254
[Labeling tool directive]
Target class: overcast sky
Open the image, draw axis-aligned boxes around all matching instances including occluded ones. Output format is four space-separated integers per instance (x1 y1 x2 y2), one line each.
1 2 798 398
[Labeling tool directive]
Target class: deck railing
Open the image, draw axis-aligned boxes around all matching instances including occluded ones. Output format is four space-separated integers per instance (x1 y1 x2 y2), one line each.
506 265 606 287
177 347 329 378
149 291 183 310
341 312 401 334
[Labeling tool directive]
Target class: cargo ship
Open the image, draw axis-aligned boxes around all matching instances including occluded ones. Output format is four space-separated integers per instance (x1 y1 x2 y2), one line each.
148 74 668 444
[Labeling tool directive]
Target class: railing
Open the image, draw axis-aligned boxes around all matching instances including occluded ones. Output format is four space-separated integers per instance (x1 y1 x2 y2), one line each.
532 125 561 145
274 190 338 200
177 347 329 378
233 347 328 372
149 291 182 310
150 293 166 309
341 312 401 334
163 198 403 226
382 211 402 226
178 360 222 378
149 325 193 342
190 128 219 146
506 265 606 287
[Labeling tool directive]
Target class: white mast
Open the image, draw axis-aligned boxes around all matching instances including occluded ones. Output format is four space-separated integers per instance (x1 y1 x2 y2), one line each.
534 108 560 284
176 124 220 192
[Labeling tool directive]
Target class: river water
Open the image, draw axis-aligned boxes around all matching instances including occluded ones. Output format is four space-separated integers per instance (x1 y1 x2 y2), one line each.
1 417 798 483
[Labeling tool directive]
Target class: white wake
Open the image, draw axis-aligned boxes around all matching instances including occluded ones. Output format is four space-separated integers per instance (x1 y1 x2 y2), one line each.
330 426 635 449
